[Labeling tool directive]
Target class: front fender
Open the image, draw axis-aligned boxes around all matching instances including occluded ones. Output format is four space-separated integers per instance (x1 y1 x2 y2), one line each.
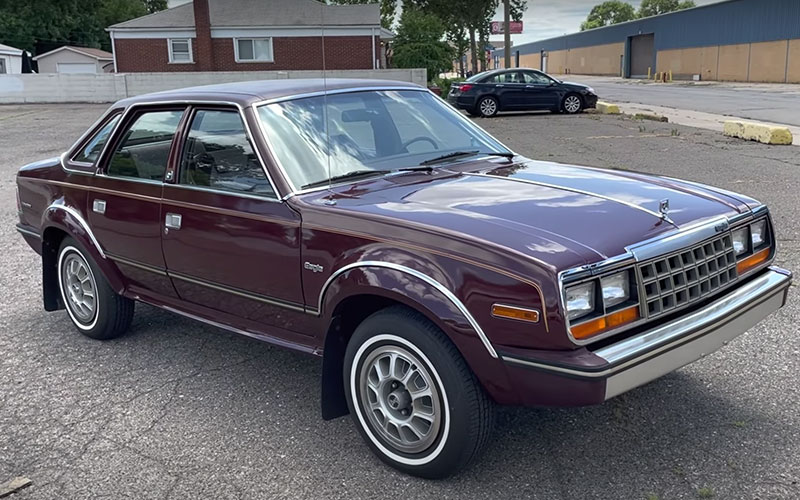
320 262 518 406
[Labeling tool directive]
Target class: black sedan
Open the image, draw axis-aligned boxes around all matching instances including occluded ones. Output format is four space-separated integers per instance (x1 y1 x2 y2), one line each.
447 68 598 117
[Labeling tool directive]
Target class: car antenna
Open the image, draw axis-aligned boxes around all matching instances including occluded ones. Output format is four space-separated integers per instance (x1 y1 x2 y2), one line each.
321 1 336 206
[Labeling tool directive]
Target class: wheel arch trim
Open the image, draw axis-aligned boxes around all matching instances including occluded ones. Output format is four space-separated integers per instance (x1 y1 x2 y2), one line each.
44 202 106 258
318 260 498 359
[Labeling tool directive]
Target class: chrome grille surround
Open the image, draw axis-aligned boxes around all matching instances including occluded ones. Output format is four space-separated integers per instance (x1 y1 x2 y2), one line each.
637 232 737 319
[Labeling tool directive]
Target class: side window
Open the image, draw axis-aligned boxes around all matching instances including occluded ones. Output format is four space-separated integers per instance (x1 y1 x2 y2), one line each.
523 71 551 84
107 110 183 181
73 114 121 164
180 109 274 197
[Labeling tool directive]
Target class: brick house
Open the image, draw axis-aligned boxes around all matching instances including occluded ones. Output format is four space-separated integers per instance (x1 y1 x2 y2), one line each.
107 0 393 72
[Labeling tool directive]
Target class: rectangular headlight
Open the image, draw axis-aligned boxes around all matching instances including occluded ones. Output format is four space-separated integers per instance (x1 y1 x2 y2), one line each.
601 271 630 309
732 227 749 256
565 282 595 320
750 219 767 249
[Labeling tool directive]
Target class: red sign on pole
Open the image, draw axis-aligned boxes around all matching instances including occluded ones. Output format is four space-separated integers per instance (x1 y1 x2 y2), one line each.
491 21 523 34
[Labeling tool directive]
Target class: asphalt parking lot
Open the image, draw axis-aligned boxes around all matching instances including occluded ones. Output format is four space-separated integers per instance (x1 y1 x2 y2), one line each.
1 104 798 499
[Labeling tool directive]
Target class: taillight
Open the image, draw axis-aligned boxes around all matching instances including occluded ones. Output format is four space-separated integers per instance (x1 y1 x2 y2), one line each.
459 84 474 92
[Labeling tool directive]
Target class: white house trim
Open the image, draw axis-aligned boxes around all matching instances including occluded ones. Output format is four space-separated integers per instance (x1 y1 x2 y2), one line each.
32 46 111 61
110 29 197 39
167 38 194 64
110 31 118 72
211 26 379 38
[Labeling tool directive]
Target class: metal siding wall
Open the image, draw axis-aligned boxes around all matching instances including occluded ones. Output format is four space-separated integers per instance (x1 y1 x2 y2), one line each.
498 0 800 57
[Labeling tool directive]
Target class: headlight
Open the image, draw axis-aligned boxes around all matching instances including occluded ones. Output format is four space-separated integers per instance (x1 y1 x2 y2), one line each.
601 271 630 309
585 87 595 94
750 219 767 249
732 227 749 256
565 282 595 320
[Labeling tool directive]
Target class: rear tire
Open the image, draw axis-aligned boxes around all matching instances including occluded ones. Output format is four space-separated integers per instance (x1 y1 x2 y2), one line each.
562 93 583 114
477 96 499 117
57 237 134 340
344 306 494 479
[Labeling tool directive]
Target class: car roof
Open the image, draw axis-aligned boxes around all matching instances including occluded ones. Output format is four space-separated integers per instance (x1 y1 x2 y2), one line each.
116 78 424 108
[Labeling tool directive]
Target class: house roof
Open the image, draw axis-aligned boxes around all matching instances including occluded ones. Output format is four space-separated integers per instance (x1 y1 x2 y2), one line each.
0 43 23 56
108 0 381 30
33 46 113 61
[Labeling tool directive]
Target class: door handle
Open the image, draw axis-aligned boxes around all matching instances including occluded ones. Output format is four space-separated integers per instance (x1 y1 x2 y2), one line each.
165 213 182 230
496 84 505 87
92 199 106 214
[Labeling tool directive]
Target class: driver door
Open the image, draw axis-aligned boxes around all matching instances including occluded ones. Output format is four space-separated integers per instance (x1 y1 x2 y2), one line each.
521 71 559 109
159 106 305 331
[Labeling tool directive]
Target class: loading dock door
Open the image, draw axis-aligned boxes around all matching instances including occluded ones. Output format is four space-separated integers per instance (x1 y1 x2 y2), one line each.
629 34 654 78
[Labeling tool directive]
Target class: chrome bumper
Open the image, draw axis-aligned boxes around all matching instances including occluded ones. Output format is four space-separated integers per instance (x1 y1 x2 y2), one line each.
504 267 792 400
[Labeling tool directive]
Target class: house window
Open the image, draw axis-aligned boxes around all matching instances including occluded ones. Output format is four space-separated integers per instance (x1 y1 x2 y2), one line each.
0 58 7 74
235 38 273 63
168 38 192 63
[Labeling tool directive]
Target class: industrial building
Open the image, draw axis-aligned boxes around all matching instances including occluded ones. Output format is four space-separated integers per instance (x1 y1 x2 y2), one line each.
494 0 800 82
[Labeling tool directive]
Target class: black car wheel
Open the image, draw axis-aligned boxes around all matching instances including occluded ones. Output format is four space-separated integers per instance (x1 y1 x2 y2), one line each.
562 93 583 114
57 237 134 340
477 96 499 117
344 306 495 478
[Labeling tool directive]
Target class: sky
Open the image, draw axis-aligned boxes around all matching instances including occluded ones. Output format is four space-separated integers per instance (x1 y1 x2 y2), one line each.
495 0 722 44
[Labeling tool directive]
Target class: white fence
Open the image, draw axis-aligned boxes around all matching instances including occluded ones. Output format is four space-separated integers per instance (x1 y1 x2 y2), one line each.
0 69 428 104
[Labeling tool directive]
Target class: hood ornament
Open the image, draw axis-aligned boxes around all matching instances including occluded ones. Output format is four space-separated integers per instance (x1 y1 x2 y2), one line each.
658 198 674 224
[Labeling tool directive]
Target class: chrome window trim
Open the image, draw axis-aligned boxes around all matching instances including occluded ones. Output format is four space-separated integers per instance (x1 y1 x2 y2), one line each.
557 207 774 346
318 260 498 358
164 183 277 201
47 202 106 258
251 87 516 200
99 99 282 201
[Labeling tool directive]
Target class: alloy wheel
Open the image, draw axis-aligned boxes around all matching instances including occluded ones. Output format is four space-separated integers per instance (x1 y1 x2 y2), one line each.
479 98 497 117
60 250 97 324
358 344 442 454
564 95 582 113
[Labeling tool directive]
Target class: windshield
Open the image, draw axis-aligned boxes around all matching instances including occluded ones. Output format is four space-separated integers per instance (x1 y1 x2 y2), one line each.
256 90 510 191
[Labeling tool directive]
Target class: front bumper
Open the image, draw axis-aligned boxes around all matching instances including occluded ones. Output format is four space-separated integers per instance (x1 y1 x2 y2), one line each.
583 93 598 109
501 266 791 405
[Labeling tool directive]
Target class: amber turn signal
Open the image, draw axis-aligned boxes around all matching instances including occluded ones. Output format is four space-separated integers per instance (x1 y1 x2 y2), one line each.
491 304 540 323
571 305 639 340
736 247 770 275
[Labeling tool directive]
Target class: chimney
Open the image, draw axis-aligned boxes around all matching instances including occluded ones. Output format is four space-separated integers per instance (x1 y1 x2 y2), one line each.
193 0 215 70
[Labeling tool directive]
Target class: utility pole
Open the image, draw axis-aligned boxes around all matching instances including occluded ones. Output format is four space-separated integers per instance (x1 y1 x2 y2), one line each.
503 0 511 68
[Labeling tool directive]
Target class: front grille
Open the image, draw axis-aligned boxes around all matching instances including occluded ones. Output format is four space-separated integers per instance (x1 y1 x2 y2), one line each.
637 233 738 319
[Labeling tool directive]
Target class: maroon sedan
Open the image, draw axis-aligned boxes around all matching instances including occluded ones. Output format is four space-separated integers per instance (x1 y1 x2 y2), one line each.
15 79 791 478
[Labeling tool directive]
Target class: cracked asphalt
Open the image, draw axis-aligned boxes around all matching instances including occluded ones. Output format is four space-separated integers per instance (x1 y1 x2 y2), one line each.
1 104 798 499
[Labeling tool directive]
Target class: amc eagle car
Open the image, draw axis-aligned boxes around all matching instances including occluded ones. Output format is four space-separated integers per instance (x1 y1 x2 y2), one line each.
15 79 791 478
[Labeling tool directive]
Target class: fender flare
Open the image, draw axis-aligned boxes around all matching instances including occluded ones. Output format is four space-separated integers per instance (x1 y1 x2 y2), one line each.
319 260 497 358
41 203 126 298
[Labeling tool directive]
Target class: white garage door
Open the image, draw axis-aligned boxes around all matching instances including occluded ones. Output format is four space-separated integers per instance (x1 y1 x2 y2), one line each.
57 63 96 74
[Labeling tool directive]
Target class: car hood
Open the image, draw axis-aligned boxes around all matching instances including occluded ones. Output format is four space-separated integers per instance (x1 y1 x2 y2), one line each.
305 158 759 269
561 81 591 90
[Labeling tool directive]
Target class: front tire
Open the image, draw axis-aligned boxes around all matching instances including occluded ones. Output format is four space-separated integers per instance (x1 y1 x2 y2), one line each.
562 93 583 114
344 306 494 478
58 237 134 340
477 96 499 117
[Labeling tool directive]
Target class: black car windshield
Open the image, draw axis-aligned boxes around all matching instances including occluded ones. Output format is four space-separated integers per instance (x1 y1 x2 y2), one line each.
256 89 510 190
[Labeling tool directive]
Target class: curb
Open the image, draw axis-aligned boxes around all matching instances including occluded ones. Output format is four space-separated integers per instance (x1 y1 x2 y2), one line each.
596 101 620 114
723 120 793 145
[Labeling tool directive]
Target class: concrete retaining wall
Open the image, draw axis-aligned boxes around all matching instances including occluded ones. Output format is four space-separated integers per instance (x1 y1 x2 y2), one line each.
0 68 428 104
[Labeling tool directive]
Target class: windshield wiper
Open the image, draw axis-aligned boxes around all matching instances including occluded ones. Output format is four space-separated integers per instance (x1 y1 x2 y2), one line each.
301 169 389 189
420 150 480 166
419 150 515 166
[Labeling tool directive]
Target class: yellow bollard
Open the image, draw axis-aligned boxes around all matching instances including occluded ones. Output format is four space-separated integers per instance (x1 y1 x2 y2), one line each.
647 67 652 79
668 70 673 82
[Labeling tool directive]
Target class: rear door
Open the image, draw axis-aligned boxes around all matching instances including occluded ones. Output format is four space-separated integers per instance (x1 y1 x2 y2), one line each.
486 71 527 109
159 106 305 331
88 106 185 298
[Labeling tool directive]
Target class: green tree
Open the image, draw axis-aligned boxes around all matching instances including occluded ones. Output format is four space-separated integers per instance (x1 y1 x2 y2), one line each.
392 8 454 82
580 1 637 31
638 0 696 17
325 0 398 29
0 0 165 54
